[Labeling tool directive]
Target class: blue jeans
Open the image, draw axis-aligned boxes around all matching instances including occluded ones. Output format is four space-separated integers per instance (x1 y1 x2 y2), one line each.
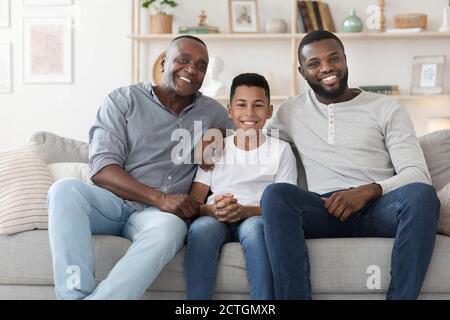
47 179 187 300
260 182 440 300
185 215 274 300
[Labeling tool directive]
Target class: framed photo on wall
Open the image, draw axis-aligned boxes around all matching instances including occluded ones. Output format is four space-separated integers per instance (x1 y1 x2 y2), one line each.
23 17 72 83
0 42 12 93
23 0 71 6
0 0 10 28
411 55 446 95
228 0 259 33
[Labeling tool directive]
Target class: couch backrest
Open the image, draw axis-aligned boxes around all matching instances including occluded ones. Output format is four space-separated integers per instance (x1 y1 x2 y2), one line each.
29 131 89 164
29 130 450 191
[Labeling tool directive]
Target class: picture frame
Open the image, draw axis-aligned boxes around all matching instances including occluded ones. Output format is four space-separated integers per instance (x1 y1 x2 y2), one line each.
23 17 72 83
411 55 446 95
228 0 259 33
0 0 10 28
23 0 71 6
0 42 12 93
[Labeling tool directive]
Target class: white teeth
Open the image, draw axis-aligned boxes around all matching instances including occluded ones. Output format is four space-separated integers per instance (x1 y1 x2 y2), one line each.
323 75 336 82
243 122 256 125
179 76 192 83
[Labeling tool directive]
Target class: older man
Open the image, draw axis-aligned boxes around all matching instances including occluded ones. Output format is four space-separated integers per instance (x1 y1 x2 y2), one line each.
47 35 232 299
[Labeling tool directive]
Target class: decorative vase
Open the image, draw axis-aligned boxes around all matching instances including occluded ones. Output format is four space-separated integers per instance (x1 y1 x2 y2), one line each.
439 7 449 32
150 13 173 34
342 9 363 33
265 18 288 33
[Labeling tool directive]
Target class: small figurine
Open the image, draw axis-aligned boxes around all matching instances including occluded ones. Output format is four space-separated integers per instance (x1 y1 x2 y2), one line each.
198 10 208 27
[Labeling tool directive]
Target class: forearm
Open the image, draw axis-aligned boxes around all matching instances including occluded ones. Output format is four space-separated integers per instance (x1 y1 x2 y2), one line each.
91 164 163 206
375 168 431 195
355 183 383 202
199 204 216 217
240 206 261 218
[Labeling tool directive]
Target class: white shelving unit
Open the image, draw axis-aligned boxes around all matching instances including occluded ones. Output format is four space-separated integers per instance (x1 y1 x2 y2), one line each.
129 0 450 106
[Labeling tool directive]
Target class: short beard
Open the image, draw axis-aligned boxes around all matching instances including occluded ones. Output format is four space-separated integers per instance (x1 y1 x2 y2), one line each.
307 70 349 100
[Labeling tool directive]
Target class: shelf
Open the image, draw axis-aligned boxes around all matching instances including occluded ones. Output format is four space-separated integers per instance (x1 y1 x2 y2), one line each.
296 32 450 39
395 95 450 101
129 33 293 41
213 95 289 101
129 31 450 42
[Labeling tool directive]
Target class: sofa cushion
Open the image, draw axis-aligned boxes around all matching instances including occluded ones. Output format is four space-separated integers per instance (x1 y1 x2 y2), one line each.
1 230 450 295
29 131 88 165
47 163 91 184
437 183 450 236
0 146 53 235
419 129 450 191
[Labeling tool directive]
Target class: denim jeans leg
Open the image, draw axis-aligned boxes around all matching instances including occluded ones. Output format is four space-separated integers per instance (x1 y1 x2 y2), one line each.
185 216 231 300
47 179 132 300
261 183 351 300
235 216 274 300
350 182 440 300
85 207 187 299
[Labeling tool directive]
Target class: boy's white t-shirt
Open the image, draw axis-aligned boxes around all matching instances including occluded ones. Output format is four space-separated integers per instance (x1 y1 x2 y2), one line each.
194 134 298 206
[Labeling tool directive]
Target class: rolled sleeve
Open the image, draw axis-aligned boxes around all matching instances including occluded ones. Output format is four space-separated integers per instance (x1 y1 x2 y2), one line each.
88 91 130 179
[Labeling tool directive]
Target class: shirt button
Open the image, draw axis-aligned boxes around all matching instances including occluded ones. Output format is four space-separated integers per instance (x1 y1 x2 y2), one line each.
168 176 172 181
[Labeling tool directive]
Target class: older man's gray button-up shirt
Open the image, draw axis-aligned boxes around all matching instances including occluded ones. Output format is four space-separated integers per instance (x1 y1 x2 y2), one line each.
89 81 232 211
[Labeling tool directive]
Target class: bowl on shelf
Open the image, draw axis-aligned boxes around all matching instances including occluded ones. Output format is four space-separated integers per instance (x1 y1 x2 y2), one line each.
394 14 427 30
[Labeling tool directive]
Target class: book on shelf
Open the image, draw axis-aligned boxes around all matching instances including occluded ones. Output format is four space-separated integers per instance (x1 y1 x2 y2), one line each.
297 1 336 33
179 26 220 34
360 85 400 96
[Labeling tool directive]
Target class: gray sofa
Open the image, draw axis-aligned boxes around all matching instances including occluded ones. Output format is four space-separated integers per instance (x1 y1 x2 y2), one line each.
1 130 450 300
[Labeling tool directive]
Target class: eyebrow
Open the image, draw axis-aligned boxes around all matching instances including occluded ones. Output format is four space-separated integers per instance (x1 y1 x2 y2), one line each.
235 98 266 103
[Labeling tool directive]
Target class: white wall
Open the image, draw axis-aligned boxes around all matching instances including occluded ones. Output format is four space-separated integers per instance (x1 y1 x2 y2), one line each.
0 0 449 150
0 0 131 150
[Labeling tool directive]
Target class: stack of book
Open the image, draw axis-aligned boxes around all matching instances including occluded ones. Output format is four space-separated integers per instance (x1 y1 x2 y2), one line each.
179 26 220 34
360 85 400 96
297 0 336 33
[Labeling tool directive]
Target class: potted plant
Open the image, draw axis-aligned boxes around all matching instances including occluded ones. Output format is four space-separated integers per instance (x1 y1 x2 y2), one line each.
142 0 178 34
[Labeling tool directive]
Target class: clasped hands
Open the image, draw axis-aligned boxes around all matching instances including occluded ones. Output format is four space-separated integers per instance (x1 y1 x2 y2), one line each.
204 193 247 223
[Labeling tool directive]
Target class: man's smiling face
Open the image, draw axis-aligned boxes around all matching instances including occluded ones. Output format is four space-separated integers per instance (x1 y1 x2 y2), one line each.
160 38 209 97
299 38 349 100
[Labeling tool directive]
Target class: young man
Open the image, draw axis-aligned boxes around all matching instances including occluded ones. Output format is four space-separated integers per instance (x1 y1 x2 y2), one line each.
47 35 232 299
185 73 298 300
261 30 440 300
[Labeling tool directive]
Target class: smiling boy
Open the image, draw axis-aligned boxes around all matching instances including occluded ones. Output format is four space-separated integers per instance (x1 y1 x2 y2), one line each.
184 73 298 300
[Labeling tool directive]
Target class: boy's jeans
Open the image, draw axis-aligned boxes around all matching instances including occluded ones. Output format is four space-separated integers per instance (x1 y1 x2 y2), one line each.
47 179 187 300
185 216 274 299
261 182 440 300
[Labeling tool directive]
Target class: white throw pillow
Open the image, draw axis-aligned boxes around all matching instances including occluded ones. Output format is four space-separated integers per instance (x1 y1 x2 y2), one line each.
437 183 450 236
0 145 53 235
47 163 91 184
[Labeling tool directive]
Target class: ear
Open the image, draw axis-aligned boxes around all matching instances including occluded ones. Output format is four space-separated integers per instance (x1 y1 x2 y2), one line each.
267 104 274 120
227 104 233 118
298 65 306 79
160 53 167 73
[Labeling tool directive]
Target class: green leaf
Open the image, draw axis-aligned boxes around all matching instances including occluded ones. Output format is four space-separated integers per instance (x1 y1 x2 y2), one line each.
162 0 177 7
141 0 156 9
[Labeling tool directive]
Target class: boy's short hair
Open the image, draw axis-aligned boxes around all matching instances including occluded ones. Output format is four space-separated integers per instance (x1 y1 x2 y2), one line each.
230 73 271 103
